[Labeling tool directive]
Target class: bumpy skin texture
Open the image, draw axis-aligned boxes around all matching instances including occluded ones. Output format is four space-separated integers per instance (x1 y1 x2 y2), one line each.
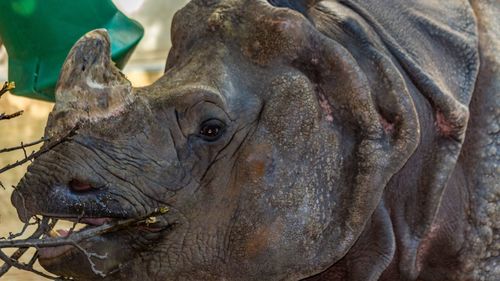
11 0 499 280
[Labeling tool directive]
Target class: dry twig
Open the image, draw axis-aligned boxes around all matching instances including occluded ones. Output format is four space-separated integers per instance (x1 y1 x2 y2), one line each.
0 207 169 279
0 218 59 278
0 110 23 120
0 80 73 279
0 82 22 120
0 207 169 250
0 137 48 154
0 127 77 174
0 81 15 98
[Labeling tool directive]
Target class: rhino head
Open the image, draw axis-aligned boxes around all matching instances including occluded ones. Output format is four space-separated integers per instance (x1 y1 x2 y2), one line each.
12 0 477 280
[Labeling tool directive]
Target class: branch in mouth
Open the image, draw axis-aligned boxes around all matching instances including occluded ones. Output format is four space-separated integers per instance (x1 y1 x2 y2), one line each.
0 207 170 249
0 207 170 279
0 217 57 277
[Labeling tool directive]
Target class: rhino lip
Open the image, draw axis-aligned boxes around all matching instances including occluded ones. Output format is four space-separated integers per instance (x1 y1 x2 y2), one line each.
37 217 112 261
13 177 174 275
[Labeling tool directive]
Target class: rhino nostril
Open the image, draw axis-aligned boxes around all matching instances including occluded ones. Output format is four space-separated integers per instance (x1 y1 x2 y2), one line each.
69 179 93 192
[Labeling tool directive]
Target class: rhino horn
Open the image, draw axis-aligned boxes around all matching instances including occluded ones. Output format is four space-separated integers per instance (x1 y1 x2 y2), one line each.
52 29 134 125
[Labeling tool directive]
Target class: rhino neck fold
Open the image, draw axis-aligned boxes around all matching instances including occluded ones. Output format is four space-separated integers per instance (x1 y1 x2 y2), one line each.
308 1 480 279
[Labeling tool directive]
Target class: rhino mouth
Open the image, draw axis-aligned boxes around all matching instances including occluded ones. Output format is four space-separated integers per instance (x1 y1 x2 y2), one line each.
34 211 173 278
12 176 175 278
38 215 168 258
37 218 115 262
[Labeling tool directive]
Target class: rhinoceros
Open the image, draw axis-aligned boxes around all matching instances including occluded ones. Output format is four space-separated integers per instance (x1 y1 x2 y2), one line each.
11 0 499 280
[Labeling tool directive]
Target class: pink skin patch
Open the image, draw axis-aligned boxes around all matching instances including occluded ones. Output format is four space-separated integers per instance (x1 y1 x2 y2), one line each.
416 223 441 272
81 217 113 226
69 179 93 192
318 92 334 122
379 115 395 134
435 111 455 137
56 229 70 238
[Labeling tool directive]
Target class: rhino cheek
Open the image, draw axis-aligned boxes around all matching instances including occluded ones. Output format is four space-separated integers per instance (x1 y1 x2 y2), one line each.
206 55 338 278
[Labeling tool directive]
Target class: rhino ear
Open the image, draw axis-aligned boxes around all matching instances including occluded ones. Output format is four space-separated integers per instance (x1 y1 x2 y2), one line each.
48 29 134 136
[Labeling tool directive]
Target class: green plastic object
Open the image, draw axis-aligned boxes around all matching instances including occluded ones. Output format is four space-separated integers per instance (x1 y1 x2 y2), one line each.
0 0 143 101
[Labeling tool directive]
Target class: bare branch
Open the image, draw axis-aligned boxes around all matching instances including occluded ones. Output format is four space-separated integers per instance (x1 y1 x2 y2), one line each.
68 211 85 236
0 207 170 250
27 250 39 267
0 80 73 279
0 250 64 280
0 110 23 120
0 137 49 154
0 207 169 279
0 127 77 174
21 142 30 162
0 81 15 98
0 218 57 277
5 219 39 240
0 82 23 120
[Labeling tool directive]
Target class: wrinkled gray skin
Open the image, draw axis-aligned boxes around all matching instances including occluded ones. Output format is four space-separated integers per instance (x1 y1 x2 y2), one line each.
11 0 499 280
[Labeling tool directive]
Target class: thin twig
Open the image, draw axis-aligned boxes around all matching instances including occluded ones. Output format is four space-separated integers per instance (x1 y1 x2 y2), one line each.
0 81 22 120
68 211 85 236
0 250 62 280
0 81 15 98
0 207 169 249
0 127 77 174
6 220 39 240
27 250 39 267
0 110 23 120
0 209 168 278
20 142 34 163
0 138 49 154
0 218 56 276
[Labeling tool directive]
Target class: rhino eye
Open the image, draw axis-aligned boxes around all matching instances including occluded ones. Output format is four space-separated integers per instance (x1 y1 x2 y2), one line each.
199 119 225 141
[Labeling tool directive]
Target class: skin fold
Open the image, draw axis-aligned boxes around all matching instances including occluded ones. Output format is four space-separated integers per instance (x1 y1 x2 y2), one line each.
11 0 499 280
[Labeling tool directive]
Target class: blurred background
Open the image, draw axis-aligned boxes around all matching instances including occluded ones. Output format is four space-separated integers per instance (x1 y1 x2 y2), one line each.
0 0 188 279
